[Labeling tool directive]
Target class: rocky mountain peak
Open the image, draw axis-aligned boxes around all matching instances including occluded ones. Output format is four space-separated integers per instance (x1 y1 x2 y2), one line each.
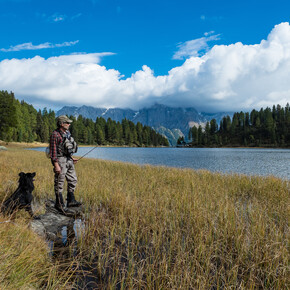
57 104 230 145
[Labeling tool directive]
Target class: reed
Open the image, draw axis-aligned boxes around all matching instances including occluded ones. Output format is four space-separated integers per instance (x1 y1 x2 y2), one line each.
0 147 289 289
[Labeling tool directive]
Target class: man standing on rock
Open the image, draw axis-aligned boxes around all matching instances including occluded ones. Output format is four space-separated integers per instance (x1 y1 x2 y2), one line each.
49 115 82 213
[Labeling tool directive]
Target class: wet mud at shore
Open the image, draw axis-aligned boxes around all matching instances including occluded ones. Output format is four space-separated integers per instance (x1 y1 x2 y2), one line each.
29 199 102 289
30 199 85 266
29 200 134 289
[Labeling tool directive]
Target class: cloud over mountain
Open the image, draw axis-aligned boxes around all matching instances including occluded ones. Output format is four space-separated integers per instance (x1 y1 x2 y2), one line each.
0 22 290 112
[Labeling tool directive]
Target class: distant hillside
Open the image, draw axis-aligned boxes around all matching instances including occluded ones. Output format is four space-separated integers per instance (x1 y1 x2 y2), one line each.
57 104 230 145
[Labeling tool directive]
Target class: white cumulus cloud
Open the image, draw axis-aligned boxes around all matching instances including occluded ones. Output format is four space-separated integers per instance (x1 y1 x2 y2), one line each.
0 22 290 112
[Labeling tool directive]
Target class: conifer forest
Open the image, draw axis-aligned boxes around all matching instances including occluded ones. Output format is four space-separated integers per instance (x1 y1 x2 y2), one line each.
187 104 290 147
0 91 169 147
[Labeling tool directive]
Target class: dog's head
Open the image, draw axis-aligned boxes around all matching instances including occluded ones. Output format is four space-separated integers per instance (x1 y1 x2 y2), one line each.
19 172 36 190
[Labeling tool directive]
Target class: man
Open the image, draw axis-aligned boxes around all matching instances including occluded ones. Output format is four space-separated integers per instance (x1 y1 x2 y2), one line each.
49 115 82 213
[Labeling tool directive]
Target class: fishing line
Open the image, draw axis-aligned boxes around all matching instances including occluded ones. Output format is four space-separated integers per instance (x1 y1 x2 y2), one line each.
76 145 98 162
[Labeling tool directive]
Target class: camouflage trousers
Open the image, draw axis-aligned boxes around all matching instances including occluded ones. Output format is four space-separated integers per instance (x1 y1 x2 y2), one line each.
54 156 77 196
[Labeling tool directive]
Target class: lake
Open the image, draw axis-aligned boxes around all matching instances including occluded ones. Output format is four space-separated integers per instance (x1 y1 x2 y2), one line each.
29 147 290 180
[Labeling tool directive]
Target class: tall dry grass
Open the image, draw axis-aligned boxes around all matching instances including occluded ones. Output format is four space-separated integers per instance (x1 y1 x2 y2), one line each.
0 217 77 289
0 147 289 289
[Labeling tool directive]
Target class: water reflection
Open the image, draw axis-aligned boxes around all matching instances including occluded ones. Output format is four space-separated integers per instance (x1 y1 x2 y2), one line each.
48 218 85 258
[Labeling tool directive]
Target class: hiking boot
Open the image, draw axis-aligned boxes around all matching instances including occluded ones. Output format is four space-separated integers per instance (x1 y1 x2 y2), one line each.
55 203 67 214
55 192 67 213
67 192 82 207
54 204 76 216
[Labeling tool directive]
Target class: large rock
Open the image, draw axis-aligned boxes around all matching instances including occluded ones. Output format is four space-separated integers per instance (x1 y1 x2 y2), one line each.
30 199 84 242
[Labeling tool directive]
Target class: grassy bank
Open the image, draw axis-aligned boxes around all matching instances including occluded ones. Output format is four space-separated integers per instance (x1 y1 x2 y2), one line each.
0 147 289 289
0 140 48 148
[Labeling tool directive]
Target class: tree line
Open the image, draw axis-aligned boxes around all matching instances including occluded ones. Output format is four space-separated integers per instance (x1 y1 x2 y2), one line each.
186 104 290 148
0 90 169 147
69 115 169 146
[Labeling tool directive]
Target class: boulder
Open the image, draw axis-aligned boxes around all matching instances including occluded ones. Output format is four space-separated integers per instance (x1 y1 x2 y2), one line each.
30 199 84 242
0 146 7 151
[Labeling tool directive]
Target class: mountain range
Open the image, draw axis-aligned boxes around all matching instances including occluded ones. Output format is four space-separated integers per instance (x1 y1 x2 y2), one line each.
57 104 230 145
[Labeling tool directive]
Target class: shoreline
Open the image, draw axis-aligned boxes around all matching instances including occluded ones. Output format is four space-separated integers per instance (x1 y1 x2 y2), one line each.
2 140 289 150
178 144 290 149
0 140 168 149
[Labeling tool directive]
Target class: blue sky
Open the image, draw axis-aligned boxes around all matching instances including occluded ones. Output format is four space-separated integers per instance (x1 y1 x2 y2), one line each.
0 0 290 112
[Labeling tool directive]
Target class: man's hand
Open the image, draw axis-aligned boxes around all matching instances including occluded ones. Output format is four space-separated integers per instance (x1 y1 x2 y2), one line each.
54 162 61 174
72 157 78 164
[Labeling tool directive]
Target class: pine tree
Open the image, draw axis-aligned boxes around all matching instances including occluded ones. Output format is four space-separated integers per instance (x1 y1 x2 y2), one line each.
0 91 18 141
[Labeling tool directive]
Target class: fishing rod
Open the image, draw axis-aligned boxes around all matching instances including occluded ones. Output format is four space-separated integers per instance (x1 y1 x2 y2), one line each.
76 145 98 162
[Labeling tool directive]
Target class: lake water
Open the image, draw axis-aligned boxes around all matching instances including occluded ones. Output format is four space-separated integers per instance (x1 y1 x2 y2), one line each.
30 147 290 180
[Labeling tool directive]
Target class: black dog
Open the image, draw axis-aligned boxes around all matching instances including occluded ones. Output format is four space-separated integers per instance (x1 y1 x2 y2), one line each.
1 172 37 218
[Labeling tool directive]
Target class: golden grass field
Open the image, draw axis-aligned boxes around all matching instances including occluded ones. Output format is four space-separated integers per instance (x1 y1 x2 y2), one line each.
0 146 289 289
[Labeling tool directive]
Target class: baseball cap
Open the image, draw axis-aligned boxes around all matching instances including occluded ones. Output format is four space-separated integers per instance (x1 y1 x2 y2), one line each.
57 115 73 124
